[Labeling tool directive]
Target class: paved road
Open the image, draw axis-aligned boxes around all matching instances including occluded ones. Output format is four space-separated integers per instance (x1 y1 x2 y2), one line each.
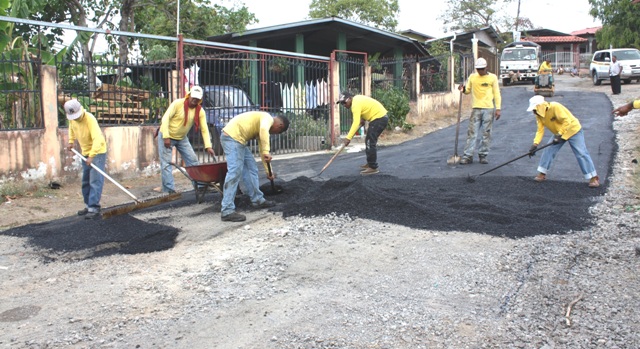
1 82 616 257
276 85 614 183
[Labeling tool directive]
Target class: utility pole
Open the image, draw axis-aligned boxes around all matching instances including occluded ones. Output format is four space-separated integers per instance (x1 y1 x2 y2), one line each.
515 0 521 31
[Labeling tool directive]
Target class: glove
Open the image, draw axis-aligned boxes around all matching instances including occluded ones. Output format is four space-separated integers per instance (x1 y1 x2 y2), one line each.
528 144 538 157
553 134 564 144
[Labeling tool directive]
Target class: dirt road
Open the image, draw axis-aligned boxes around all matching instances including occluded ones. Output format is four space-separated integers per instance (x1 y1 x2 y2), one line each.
1 74 639 349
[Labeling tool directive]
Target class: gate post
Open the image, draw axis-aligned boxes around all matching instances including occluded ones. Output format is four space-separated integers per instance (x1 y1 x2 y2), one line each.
330 53 341 146
41 65 62 179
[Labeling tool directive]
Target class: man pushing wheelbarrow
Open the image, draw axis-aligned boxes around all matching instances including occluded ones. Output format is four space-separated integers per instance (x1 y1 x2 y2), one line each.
219 111 290 222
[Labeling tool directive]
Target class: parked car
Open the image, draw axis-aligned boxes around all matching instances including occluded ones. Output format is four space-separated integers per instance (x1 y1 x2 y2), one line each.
589 48 640 85
188 85 283 155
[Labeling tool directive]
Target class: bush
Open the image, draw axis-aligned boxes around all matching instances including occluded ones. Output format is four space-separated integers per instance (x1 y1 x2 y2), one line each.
372 86 413 131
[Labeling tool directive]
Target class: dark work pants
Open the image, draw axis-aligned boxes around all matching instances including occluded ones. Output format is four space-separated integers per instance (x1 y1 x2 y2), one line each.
365 116 389 169
611 75 621 94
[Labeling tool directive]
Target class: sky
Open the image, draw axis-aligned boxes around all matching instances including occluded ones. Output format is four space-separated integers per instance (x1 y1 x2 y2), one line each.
238 0 602 37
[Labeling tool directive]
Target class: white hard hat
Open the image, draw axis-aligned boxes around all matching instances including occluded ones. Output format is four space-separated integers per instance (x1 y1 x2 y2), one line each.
475 58 488 69
64 99 83 120
527 95 545 112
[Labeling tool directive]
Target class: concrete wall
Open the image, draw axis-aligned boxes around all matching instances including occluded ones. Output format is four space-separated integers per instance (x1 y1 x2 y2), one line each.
0 66 161 184
416 89 461 115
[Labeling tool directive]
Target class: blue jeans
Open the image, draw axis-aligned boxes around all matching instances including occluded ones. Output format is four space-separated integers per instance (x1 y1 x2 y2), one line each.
82 153 106 213
220 134 266 216
463 108 495 158
537 129 597 179
158 132 199 192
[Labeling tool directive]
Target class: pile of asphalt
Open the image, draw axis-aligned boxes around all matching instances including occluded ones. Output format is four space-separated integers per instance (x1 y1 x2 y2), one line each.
1 214 179 260
1 173 604 260
268 175 604 238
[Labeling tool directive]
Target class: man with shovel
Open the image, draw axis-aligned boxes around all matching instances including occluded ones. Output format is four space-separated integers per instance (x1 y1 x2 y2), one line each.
65 99 107 219
220 111 290 222
157 86 215 194
336 91 389 175
526 95 600 188
458 57 502 165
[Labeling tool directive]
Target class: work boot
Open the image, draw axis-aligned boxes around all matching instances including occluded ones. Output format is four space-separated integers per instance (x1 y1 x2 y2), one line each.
534 173 546 182
479 156 488 164
77 208 88 216
589 176 600 188
251 200 276 209
360 167 379 175
85 211 101 219
360 163 370 170
459 157 473 165
221 212 246 222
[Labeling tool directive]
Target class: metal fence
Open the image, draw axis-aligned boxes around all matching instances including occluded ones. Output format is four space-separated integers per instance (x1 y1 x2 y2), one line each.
0 52 42 130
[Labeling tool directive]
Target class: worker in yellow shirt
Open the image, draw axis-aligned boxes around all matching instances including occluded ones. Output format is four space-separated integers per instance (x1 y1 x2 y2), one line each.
526 95 599 188
65 99 108 219
612 100 640 116
337 91 389 175
535 59 554 87
220 111 290 222
158 86 215 193
457 57 502 164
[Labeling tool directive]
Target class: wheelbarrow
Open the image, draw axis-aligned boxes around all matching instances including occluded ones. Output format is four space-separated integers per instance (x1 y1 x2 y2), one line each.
169 162 228 203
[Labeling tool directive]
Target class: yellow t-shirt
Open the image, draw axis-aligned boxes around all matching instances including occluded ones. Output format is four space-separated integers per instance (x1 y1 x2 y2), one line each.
463 72 502 110
346 95 388 140
68 110 107 158
532 102 582 145
159 98 212 149
223 111 275 155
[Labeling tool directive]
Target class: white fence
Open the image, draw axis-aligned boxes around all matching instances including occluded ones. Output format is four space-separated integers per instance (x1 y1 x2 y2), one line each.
541 51 593 70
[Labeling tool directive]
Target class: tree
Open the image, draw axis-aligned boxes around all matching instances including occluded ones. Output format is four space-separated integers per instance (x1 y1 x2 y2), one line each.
134 0 257 59
588 0 640 49
438 0 515 33
308 0 399 32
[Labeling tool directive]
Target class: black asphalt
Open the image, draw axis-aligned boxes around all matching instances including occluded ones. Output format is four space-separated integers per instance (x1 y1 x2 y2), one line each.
2 87 615 259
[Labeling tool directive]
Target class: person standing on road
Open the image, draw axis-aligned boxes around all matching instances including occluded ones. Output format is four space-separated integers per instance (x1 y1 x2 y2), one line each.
458 57 502 165
336 91 389 175
220 111 290 222
526 95 600 188
609 55 622 95
158 86 215 193
613 99 640 116
65 99 108 219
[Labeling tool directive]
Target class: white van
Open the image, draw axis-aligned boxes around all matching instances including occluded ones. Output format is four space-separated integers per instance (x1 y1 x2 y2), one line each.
589 48 640 85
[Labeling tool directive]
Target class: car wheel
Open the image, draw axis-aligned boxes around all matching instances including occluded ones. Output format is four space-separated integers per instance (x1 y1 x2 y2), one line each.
623 79 632 84
592 71 602 86
502 79 510 86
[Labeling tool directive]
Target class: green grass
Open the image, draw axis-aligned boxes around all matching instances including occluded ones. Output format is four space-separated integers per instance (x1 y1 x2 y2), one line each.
0 181 52 203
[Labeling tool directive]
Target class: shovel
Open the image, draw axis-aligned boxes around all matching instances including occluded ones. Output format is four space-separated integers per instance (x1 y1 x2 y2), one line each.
71 149 181 218
316 143 345 177
447 91 464 165
467 143 553 183
263 162 284 195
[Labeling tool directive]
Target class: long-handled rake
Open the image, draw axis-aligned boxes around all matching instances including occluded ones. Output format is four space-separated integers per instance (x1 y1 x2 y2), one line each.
467 143 553 183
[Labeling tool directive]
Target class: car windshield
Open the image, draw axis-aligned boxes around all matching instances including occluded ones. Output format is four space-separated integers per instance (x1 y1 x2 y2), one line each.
501 48 537 61
615 50 640 60
203 88 253 108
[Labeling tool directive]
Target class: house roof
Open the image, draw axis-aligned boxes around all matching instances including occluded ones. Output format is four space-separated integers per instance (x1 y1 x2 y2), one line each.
205 17 431 58
521 29 570 37
427 26 502 50
524 35 588 44
399 29 435 42
570 27 602 36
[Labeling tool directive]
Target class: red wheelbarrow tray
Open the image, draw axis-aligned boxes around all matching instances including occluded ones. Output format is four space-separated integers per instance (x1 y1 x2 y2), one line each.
183 162 228 183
